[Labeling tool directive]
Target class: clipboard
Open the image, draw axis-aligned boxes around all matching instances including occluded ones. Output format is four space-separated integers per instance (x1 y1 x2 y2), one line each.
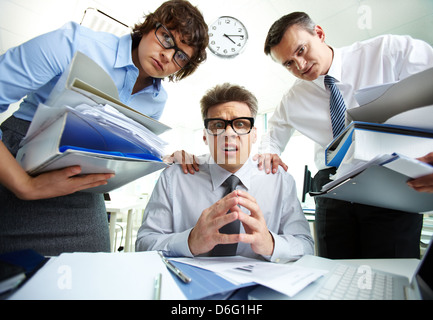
310 164 433 213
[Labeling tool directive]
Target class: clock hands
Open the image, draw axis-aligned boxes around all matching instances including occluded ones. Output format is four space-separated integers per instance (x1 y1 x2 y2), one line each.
223 34 236 44
223 34 245 45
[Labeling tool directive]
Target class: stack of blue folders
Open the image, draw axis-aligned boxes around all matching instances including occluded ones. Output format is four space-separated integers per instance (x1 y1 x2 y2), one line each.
328 66 433 167
312 67 433 212
325 121 433 168
16 51 170 193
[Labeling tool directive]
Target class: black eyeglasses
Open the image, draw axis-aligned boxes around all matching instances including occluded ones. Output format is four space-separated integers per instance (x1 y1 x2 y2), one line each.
155 23 190 69
204 117 255 136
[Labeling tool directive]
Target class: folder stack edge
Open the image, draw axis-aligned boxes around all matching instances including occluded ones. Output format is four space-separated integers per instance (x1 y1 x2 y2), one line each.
312 67 433 213
16 51 170 193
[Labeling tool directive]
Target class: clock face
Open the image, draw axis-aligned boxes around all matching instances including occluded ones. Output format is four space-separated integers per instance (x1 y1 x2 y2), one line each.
208 16 248 58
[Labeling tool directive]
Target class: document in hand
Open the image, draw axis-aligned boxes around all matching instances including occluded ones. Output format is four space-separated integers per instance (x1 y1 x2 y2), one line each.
16 51 170 193
16 104 168 193
311 153 433 213
46 51 170 135
325 121 433 167
348 67 433 123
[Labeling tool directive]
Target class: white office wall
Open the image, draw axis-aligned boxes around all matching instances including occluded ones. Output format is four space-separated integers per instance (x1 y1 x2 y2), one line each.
1 0 432 202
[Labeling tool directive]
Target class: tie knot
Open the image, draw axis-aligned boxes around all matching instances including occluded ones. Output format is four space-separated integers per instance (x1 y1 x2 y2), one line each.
224 175 241 192
324 75 335 86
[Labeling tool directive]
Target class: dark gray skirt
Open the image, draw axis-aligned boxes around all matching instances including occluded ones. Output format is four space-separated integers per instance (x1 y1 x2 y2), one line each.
0 116 110 256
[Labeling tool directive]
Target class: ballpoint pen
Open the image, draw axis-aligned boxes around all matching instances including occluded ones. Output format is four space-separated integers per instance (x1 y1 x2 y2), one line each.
158 251 191 283
153 273 162 300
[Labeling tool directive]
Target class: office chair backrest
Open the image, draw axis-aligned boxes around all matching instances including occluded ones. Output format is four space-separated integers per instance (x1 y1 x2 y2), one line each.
302 165 312 203
80 8 131 36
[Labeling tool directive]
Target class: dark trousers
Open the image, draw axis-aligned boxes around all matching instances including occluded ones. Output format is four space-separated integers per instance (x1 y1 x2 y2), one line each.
312 168 423 259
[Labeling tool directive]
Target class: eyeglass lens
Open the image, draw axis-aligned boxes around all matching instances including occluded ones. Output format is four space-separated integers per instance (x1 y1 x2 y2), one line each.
155 24 190 68
206 118 253 135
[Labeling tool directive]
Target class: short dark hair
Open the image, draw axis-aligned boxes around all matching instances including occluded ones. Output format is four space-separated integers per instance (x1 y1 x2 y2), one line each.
200 83 258 120
132 0 209 82
264 12 316 56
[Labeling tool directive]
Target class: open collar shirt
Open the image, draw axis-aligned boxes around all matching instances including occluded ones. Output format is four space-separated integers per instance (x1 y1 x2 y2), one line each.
136 154 314 262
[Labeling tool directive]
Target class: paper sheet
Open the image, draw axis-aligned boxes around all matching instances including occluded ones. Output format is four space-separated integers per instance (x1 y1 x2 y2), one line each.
354 81 396 105
382 153 433 179
74 103 167 157
172 256 326 298
348 67 433 123
384 105 433 130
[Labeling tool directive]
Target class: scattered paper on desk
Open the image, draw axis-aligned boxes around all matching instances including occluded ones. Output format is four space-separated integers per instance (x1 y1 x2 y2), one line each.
9 252 185 300
172 256 326 297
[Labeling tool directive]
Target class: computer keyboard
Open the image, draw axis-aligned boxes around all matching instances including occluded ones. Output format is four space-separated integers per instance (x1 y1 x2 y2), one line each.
313 263 394 300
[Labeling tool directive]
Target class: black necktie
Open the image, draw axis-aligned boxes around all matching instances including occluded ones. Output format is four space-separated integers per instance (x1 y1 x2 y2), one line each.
324 75 346 137
211 175 241 256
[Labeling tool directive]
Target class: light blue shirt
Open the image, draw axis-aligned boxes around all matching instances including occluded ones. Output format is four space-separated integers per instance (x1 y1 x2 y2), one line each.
136 154 314 262
0 21 167 137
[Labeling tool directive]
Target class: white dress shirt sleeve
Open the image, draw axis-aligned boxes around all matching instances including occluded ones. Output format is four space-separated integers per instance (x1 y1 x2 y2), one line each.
258 96 296 155
387 35 433 80
135 169 194 257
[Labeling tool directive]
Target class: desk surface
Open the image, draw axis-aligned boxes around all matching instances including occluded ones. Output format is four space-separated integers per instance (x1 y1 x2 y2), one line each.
7 252 421 300
9 252 185 300
105 200 145 211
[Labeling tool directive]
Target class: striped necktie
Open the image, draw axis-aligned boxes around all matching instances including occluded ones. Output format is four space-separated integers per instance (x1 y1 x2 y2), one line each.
211 175 241 256
324 75 346 137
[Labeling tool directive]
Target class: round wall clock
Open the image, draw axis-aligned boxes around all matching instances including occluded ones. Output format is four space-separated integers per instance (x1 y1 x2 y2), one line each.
208 16 248 58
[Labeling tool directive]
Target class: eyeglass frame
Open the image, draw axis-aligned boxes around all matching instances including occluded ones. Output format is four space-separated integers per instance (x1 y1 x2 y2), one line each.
204 117 255 136
154 23 191 69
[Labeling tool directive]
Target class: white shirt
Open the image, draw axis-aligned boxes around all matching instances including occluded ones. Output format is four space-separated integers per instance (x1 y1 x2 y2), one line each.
259 34 433 170
135 154 314 262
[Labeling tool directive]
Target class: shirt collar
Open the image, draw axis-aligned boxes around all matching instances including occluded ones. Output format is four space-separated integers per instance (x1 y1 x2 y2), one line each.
115 34 162 95
313 46 343 90
115 34 135 69
327 47 343 82
207 155 254 191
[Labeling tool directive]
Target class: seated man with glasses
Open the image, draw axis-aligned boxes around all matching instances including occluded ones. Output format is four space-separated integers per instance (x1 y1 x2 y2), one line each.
136 83 314 261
